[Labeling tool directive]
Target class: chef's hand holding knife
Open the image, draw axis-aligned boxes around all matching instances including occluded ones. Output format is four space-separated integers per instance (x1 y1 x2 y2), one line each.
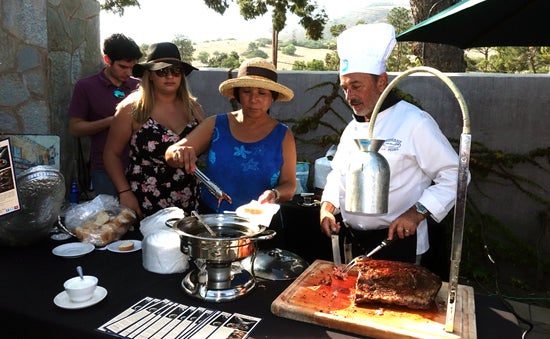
320 201 341 237
387 205 427 240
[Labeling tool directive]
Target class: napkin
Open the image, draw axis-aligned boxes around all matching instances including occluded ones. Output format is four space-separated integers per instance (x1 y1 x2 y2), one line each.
235 200 280 227
142 230 188 274
140 207 188 274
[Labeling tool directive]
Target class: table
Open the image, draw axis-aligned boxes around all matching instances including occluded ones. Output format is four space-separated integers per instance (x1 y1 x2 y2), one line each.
0 231 522 338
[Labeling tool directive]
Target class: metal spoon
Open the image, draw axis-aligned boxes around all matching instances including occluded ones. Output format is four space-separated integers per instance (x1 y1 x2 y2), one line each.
191 211 217 237
76 266 84 280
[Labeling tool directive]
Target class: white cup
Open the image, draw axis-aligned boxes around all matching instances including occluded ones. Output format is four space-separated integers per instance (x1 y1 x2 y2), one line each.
63 275 98 302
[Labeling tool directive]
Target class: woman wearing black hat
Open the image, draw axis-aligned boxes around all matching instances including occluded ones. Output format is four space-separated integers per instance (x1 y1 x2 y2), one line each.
104 42 205 219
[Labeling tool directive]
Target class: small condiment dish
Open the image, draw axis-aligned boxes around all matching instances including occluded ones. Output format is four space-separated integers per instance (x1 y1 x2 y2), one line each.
63 275 98 303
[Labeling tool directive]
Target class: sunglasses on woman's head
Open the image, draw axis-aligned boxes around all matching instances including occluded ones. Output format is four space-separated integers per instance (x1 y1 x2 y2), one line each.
155 67 183 77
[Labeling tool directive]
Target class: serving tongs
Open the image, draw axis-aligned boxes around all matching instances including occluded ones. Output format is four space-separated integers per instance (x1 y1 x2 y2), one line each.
335 237 396 278
193 168 232 204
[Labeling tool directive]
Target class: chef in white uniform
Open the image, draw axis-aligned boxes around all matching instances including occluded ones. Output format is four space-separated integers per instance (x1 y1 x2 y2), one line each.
320 23 462 264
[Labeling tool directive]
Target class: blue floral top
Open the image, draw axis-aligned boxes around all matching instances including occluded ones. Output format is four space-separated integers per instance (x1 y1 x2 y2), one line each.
202 114 287 212
127 117 200 217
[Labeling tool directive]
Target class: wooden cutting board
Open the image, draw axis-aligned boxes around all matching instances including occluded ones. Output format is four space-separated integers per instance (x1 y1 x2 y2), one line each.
271 260 476 339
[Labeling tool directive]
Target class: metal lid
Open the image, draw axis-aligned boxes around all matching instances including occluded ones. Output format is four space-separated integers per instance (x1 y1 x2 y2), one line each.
242 248 309 281
0 165 65 246
172 213 265 240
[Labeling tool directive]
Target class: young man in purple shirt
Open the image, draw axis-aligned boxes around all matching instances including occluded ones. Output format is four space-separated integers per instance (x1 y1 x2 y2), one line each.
68 33 142 196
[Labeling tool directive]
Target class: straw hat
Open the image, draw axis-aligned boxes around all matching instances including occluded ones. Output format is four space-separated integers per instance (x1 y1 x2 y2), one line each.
132 42 198 78
219 58 294 102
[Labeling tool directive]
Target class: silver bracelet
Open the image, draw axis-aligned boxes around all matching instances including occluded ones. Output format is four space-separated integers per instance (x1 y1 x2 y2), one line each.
271 188 280 203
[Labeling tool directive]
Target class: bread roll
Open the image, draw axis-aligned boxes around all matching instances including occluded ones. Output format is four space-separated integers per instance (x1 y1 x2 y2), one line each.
113 210 135 228
75 209 134 246
99 224 116 244
118 240 135 251
75 223 94 242
93 211 110 225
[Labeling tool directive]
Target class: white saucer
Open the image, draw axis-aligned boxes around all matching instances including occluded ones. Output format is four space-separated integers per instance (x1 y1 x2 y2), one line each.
54 286 107 309
52 242 95 258
106 240 141 253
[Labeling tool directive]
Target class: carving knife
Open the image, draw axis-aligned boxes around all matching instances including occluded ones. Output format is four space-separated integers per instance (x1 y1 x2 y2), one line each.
365 237 396 258
331 231 342 266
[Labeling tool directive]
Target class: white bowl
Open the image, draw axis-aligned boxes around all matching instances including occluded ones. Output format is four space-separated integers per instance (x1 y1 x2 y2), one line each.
63 275 98 303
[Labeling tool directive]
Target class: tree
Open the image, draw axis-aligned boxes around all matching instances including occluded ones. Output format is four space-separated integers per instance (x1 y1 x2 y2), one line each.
292 59 326 71
329 24 347 38
172 35 195 63
324 51 339 71
198 51 210 64
282 44 296 56
489 47 547 74
242 42 269 58
466 47 493 72
387 7 416 72
409 0 466 71
99 0 140 15
321 23 345 72
203 0 327 67
207 51 241 68
466 47 550 73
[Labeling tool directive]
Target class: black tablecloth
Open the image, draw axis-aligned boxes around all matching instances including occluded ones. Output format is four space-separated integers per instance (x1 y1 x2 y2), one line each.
0 226 522 338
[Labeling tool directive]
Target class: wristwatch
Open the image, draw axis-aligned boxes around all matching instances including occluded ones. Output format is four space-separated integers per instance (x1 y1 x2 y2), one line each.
414 202 430 217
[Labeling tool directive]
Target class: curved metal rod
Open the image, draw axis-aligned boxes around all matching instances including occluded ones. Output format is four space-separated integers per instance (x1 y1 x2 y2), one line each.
369 66 470 137
368 66 472 333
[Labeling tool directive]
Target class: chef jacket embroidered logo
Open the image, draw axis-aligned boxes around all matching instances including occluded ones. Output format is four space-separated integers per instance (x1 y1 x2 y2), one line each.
381 138 401 152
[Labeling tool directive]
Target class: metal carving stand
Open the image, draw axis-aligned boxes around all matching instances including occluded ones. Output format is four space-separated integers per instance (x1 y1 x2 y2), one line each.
369 66 471 333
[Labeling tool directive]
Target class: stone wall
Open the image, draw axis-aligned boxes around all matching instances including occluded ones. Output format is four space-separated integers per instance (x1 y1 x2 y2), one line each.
1 0 49 134
0 0 101 189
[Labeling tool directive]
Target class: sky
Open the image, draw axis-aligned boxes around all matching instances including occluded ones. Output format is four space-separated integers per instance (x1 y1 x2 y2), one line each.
100 0 407 45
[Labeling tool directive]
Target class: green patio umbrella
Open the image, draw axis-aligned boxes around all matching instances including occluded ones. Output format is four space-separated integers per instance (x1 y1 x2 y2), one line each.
396 0 550 48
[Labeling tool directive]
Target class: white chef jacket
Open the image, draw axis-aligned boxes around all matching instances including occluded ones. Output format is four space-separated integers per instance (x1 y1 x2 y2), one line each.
322 101 460 255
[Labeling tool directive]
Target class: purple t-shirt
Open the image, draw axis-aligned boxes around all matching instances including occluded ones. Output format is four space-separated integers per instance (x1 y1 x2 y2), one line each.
68 69 140 170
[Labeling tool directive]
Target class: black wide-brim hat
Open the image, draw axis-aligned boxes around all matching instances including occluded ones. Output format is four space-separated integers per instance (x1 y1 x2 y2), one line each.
132 42 198 78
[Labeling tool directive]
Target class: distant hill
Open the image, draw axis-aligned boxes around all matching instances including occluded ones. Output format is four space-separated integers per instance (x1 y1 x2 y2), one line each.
280 2 408 41
192 39 331 70
192 1 409 70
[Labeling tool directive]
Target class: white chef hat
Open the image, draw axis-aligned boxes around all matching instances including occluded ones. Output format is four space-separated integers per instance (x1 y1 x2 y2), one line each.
337 23 396 76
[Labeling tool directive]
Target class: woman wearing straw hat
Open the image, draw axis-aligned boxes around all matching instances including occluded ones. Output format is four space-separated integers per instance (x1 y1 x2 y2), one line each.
104 42 206 219
165 57 297 215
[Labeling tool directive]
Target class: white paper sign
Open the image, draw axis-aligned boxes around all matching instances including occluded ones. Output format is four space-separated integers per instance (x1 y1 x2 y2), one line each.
0 138 20 217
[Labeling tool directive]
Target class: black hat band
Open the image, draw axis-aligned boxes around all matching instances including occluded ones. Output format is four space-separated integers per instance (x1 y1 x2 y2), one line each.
244 66 277 82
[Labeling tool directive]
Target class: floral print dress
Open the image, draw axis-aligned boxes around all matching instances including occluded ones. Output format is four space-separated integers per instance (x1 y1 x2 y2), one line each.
126 117 200 217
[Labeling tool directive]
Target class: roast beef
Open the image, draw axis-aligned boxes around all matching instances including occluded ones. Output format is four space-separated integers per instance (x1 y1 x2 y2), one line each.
355 259 442 310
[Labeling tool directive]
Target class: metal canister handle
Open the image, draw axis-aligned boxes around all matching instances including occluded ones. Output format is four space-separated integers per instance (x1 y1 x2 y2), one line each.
250 229 276 241
165 217 179 229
